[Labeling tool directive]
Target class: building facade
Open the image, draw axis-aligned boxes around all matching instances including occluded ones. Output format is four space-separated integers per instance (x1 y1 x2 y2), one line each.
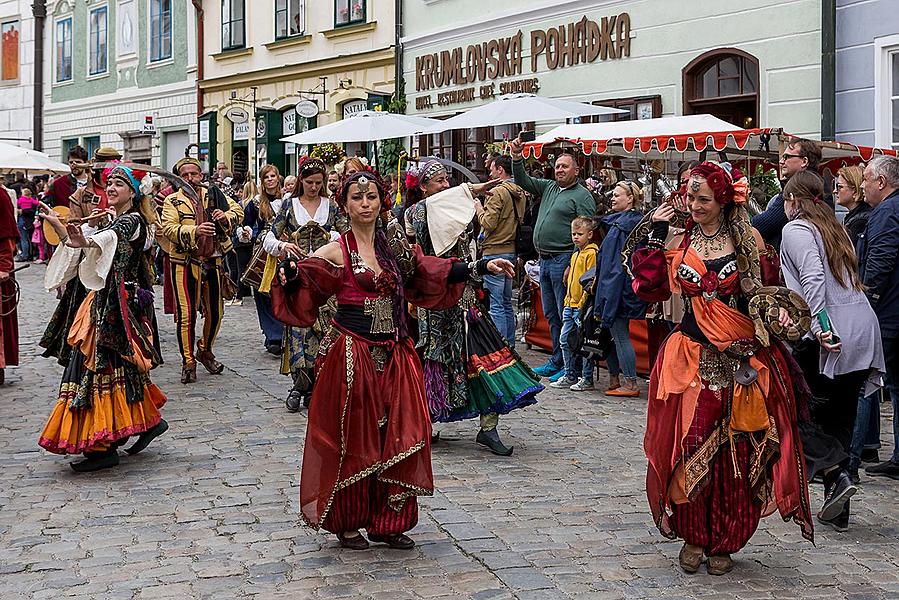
198 0 395 179
0 0 36 148
41 0 197 166
402 0 824 176
835 0 899 150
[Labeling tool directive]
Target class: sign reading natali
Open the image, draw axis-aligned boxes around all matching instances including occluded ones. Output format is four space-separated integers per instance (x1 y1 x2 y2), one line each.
414 14 632 93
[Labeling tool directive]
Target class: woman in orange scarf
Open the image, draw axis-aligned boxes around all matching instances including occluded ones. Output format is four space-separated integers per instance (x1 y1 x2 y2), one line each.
625 162 814 575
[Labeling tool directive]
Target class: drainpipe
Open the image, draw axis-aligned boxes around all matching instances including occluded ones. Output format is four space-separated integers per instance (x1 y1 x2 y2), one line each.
821 0 836 140
192 0 204 116
394 0 402 106
31 0 47 151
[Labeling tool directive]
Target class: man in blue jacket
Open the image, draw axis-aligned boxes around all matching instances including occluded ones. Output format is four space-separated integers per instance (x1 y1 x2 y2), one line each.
858 155 899 480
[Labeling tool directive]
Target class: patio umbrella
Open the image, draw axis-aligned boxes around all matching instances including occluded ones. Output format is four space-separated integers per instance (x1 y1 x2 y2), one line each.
427 93 628 132
0 141 71 175
280 110 440 144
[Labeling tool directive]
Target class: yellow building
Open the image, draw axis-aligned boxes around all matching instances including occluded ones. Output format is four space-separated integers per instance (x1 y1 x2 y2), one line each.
198 0 395 178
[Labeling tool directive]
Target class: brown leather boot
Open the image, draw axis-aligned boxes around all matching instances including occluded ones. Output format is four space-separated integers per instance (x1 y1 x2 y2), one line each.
196 349 224 374
678 543 703 573
181 363 197 384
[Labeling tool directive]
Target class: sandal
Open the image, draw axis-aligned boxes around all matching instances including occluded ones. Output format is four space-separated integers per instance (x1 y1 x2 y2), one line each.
337 531 369 550
367 533 415 550
606 387 639 398
706 554 733 576
678 543 703 574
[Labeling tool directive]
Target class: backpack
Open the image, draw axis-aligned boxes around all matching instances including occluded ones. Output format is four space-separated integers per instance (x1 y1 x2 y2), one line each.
510 188 535 260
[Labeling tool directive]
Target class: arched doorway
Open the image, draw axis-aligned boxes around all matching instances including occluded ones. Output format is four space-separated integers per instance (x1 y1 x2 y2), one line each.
683 49 759 128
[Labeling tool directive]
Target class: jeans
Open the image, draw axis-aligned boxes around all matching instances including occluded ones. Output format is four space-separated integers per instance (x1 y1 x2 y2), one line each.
539 253 571 369
883 336 899 463
849 390 883 469
605 317 637 380
560 306 592 380
16 216 31 259
483 252 516 348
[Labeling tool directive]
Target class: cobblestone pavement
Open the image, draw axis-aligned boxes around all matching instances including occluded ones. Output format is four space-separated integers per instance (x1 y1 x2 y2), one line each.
2 264 899 600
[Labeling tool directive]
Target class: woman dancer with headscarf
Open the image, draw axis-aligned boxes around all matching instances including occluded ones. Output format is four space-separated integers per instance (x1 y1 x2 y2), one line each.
404 160 542 456
37 165 168 471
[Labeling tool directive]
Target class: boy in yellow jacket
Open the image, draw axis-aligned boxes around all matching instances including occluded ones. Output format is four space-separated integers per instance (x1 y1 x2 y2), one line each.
551 216 599 391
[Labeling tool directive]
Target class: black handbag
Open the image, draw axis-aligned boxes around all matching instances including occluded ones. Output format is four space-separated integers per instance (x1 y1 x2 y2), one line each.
576 303 614 359
510 191 536 260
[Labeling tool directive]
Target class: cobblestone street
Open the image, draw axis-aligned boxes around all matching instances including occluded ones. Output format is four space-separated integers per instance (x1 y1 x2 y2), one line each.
2 264 899 600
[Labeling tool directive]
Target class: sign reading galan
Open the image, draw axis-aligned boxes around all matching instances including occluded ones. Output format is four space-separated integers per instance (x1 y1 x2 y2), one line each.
414 14 632 93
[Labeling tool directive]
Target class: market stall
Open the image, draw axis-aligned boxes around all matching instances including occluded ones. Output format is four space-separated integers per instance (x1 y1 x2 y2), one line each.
517 114 898 374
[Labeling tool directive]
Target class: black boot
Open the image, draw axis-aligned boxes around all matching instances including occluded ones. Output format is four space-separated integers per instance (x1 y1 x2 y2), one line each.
286 389 302 412
819 469 856 522
125 419 169 455
818 498 850 532
71 449 120 472
476 428 513 456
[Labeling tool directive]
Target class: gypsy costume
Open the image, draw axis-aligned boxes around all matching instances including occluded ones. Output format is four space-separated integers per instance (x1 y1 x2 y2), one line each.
271 171 478 542
409 178 541 443
624 162 814 570
38 169 167 470
263 193 341 403
0 187 18 384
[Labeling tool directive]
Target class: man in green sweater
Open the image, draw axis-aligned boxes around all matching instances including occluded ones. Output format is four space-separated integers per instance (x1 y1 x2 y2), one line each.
509 136 596 378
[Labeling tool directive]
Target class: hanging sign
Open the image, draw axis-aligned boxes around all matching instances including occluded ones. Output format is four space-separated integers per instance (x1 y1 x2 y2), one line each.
225 106 249 124
296 100 319 119
233 121 250 141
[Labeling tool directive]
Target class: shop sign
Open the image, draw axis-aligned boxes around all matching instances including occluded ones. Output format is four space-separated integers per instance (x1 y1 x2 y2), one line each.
342 99 367 119
233 121 250 141
412 13 632 109
199 120 210 144
283 110 296 136
225 106 249 124
296 100 319 119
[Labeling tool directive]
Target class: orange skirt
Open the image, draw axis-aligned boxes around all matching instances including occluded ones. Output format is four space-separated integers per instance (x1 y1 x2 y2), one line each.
39 377 166 455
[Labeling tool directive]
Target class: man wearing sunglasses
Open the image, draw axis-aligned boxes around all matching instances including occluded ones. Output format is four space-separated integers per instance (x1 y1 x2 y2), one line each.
753 139 825 249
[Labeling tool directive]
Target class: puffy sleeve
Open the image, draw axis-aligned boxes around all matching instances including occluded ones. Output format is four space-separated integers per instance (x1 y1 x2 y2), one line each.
270 257 343 327
629 221 674 303
405 246 466 310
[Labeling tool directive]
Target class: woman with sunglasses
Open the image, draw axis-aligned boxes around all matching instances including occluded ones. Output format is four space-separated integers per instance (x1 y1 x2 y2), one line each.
834 166 871 245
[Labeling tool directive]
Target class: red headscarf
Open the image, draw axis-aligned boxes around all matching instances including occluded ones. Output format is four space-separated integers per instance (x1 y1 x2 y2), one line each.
0 187 18 241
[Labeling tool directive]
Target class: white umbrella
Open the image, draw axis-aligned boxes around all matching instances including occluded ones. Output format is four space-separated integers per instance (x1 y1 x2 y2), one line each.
427 93 628 132
0 141 71 174
280 110 440 144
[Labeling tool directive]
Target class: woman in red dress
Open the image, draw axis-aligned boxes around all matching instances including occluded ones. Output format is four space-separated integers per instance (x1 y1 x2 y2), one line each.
272 171 514 550
625 162 814 575
0 186 18 385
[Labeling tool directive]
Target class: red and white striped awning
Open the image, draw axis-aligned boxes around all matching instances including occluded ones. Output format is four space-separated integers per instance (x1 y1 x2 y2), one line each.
522 115 897 163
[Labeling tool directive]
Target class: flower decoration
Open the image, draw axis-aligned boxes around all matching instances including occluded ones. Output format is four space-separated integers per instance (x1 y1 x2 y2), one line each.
310 143 346 166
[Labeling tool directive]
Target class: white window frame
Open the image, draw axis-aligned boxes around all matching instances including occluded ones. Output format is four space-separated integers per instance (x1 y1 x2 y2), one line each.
275 0 305 40
874 34 899 149
87 4 108 77
149 0 173 64
55 15 73 84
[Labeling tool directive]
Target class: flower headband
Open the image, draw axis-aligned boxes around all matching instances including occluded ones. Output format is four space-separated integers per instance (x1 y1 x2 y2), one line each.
688 161 748 206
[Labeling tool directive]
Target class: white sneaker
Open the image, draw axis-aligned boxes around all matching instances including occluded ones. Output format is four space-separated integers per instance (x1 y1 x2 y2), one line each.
550 376 578 389
570 378 595 391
